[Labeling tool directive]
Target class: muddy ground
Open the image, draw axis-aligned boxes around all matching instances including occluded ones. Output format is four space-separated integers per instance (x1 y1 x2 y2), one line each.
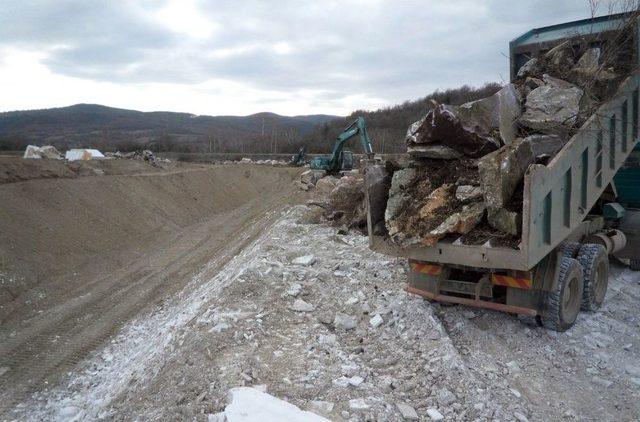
1 161 639 421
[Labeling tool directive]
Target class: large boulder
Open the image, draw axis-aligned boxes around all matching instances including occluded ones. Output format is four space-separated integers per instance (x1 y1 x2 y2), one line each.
478 139 535 209
524 134 566 158
488 208 521 236
517 57 542 78
406 84 521 158
544 41 574 70
518 80 583 135
385 168 418 236
405 103 500 158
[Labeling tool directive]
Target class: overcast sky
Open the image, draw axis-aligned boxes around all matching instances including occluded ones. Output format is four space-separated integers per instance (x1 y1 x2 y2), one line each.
0 0 608 116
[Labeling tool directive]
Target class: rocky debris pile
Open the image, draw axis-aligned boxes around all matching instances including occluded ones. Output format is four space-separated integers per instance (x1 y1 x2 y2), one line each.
386 43 626 248
297 169 368 231
235 157 288 166
22 145 63 159
104 150 171 166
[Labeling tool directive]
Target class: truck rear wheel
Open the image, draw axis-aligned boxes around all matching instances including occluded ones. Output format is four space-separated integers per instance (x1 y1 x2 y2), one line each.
560 241 582 259
541 257 583 332
576 244 609 311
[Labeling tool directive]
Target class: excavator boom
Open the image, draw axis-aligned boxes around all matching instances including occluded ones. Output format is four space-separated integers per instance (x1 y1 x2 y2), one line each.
310 116 373 173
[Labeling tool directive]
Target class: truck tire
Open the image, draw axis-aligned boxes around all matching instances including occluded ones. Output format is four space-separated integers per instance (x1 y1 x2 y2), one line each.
560 241 582 259
576 243 609 311
541 257 583 332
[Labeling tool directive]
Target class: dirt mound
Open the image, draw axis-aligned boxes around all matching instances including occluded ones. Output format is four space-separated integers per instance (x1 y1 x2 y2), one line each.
0 163 303 414
0 156 183 184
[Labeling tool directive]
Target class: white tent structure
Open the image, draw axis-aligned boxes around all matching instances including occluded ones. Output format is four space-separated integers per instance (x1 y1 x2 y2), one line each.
65 149 105 161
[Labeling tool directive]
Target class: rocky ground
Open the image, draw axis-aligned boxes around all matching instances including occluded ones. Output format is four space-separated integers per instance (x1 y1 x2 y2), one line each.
9 205 640 421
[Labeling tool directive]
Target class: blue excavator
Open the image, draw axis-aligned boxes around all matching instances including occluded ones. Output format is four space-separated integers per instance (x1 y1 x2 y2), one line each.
310 116 374 173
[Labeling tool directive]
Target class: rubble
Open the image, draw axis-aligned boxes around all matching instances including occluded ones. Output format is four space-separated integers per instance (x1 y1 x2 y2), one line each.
290 299 314 312
426 408 444 421
334 313 357 330
23 145 63 159
396 403 419 420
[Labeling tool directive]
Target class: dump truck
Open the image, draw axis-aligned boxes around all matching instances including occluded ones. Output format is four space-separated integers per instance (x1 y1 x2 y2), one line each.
364 12 640 331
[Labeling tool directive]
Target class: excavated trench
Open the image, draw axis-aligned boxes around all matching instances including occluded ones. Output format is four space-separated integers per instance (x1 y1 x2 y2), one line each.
0 160 302 415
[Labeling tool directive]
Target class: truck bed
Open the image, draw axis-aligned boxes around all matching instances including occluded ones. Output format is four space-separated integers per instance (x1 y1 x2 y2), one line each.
366 73 640 271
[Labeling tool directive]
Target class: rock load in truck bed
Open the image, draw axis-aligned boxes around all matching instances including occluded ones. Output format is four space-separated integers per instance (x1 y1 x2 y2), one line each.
386 39 629 249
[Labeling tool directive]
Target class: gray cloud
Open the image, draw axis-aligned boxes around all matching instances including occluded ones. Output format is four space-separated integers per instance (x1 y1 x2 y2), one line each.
0 0 606 110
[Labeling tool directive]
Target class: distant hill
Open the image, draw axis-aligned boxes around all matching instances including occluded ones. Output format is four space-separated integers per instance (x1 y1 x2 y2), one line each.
0 104 339 154
0 84 503 156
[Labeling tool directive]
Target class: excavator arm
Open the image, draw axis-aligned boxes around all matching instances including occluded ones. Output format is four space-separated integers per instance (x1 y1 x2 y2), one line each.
310 116 374 172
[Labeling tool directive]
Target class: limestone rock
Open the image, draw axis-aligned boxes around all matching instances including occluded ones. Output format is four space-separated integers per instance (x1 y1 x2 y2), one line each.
524 134 566 158
456 185 483 203
396 403 419 420
488 207 521 236
292 255 316 266
385 169 418 235
576 47 600 71
544 41 574 70
406 104 500 158
334 313 357 330
422 202 486 246
290 299 314 312
517 57 541 78
300 169 326 187
519 82 583 135
478 139 535 209
406 144 462 159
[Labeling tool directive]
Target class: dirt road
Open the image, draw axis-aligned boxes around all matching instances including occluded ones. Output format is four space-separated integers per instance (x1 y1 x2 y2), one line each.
0 161 303 416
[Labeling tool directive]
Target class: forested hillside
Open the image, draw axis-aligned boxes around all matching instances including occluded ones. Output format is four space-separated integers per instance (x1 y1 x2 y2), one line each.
0 83 502 155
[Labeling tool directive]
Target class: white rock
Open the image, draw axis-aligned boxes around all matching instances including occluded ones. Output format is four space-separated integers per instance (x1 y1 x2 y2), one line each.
224 387 329 421
348 375 364 387
426 408 444 421
369 314 384 328
0 367 9 377
510 388 522 398
348 398 370 410
332 377 351 388
514 411 529 422
625 365 640 377
208 413 226 422
286 283 302 297
292 255 316 266
506 360 521 374
318 334 337 345
290 299 314 312
436 388 456 406
592 376 613 388
211 322 230 333
334 313 357 330
308 401 334 416
396 403 419 420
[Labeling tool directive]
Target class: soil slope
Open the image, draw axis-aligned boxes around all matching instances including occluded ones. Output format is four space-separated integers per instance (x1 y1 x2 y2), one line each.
0 161 303 414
